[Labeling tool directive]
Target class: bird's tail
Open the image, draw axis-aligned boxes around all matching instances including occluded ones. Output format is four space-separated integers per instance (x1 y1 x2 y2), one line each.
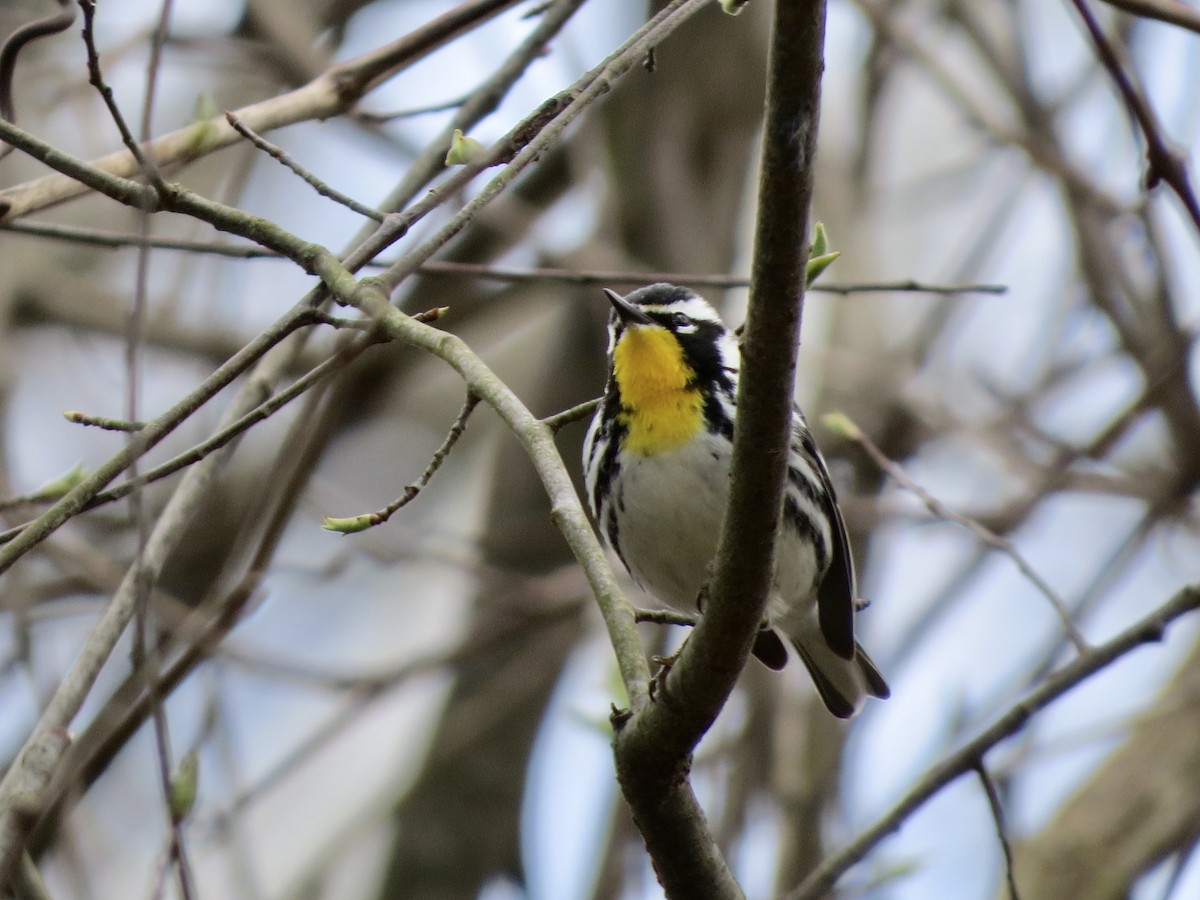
789 623 889 719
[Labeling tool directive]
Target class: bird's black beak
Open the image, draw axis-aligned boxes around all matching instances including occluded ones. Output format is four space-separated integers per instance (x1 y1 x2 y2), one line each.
604 288 655 326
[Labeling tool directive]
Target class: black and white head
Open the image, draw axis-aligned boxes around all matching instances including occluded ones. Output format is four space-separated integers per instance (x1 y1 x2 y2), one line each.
602 283 728 346
600 284 741 403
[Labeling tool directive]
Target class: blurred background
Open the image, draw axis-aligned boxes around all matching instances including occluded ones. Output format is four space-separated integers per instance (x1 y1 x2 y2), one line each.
1 0 1198 898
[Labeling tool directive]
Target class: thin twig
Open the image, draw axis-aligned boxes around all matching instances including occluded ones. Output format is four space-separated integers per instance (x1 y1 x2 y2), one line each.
976 762 1022 900
373 0 720 298
0 306 339 884
0 221 1012 296
634 608 697 627
78 0 163 192
324 393 480 531
886 360 1189 674
1066 0 1200 234
0 220 281 256
827 412 1091 654
542 398 599 432
786 584 1200 900
374 0 593 219
147 842 172 900
415 261 1010 295
810 278 1006 296
225 112 385 221
136 1 198 894
355 92 473 123
62 410 145 432
33 378 361 849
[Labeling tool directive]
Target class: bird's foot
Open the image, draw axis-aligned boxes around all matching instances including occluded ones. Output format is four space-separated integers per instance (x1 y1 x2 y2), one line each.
649 644 685 702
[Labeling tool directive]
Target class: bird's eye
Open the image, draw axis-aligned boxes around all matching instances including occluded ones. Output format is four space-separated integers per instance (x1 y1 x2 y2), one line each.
672 313 697 333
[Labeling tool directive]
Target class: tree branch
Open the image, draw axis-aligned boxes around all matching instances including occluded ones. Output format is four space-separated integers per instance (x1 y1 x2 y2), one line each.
610 0 828 895
1010 625 1200 899
0 9 715 879
786 584 1200 900
0 222 1014 294
327 273 648 695
0 0 524 219
1066 0 1200 235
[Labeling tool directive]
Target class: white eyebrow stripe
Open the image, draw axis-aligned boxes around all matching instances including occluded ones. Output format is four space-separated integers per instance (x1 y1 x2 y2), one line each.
634 298 725 324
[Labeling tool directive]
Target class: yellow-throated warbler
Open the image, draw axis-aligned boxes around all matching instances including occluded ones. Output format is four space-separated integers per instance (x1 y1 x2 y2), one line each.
583 283 889 718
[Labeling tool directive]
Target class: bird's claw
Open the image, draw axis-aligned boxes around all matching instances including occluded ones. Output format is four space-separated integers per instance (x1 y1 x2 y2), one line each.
649 647 683 702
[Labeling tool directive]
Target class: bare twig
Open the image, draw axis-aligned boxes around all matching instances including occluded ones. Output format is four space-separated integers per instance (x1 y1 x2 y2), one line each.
542 398 599 433
355 92 473 123
0 300 327 881
852 0 1128 218
1066 0 1200 233
413 261 1009 295
976 762 1022 900
29 377 363 848
634 608 698 627
355 0 594 232
62 411 145 432
372 0 707 297
0 311 448 531
78 0 163 192
0 219 280 256
333 265 646 725
811 278 1006 295
225 112 385 221
323 393 480 532
0 221 1012 295
216 593 581 818
135 1 198 894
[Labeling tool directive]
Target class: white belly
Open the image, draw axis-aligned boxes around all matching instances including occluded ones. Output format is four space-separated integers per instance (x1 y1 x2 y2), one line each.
612 438 727 610
610 439 823 625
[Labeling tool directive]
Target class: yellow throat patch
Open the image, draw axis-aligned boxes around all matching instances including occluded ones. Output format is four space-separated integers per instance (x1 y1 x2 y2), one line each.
612 325 705 455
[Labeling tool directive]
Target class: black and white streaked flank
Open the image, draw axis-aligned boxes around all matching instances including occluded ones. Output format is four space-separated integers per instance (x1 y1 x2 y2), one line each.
583 282 888 718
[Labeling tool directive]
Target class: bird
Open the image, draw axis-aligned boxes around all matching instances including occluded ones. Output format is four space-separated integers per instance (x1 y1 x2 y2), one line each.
582 283 889 718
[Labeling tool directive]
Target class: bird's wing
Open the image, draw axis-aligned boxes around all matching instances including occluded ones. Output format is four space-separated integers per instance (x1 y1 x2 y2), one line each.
797 422 856 660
